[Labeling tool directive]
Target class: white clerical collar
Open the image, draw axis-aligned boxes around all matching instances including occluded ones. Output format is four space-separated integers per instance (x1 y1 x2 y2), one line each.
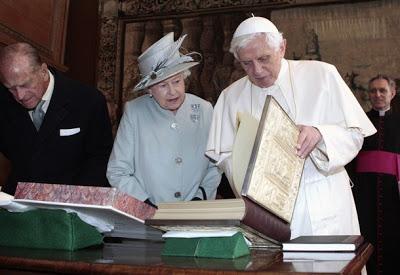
379 109 389 117
372 106 390 117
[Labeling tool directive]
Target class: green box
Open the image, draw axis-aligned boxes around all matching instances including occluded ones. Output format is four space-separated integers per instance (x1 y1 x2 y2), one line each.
0 208 103 251
162 232 250 259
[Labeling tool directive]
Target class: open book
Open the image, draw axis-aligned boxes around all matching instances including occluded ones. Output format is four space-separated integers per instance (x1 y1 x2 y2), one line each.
9 182 163 240
147 96 305 246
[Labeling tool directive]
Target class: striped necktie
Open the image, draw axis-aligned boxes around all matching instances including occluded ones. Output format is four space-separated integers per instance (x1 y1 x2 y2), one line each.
32 100 45 131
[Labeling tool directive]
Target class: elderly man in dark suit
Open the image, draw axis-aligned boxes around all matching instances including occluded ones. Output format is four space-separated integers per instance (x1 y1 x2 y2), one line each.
0 42 113 195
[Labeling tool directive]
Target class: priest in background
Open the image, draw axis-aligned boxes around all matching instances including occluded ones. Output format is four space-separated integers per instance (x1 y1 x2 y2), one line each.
349 74 400 275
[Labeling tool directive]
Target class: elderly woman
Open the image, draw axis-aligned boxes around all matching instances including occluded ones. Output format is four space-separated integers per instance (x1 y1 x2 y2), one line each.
107 32 221 206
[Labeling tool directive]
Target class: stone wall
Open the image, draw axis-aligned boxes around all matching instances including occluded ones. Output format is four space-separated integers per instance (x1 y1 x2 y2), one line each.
272 0 400 111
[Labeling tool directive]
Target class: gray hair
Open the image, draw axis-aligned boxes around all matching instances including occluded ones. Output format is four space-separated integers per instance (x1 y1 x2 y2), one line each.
368 74 396 91
229 32 284 59
0 42 43 71
181 69 191 79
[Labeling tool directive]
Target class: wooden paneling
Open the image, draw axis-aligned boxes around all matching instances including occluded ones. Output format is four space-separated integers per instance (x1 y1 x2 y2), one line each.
0 0 69 70
64 0 99 86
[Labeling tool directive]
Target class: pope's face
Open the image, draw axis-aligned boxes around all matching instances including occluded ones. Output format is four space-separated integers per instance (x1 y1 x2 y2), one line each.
368 78 396 111
237 34 286 88
148 73 186 114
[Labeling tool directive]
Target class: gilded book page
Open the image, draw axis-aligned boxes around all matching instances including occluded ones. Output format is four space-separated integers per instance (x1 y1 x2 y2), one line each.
241 96 304 223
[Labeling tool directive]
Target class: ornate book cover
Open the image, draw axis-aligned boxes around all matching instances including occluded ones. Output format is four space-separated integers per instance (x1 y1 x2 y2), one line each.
241 96 305 223
13 182 162 240
14 182 156 221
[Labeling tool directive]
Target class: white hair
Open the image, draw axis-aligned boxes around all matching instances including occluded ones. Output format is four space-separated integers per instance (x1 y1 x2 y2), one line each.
182 69 191 79
229 32 284 59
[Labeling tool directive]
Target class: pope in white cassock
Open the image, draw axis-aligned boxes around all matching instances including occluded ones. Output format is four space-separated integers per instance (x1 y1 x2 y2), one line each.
206 16 376 238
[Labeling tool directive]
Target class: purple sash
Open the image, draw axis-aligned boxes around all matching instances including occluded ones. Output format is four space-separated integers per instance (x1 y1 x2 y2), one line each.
355 150 400 195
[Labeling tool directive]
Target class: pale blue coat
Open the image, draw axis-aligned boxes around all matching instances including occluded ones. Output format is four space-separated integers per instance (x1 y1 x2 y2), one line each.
107 93 221 204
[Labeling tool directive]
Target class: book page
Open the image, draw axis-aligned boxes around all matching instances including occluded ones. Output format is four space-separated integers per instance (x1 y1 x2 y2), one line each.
241 96 304 223
13 199 163 240
283 251 355 261
0 191 13 202
152 198 245 220
232 112 259 197
151 224 279 248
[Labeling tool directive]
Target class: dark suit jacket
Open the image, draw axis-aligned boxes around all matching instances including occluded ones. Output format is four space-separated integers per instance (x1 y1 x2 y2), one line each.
0 70 113 194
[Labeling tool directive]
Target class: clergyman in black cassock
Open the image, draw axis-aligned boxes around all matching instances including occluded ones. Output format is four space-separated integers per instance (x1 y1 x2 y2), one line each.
349 75 400 275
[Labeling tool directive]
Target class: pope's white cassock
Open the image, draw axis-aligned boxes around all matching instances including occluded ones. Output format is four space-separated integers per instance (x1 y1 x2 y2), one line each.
206 59 376 239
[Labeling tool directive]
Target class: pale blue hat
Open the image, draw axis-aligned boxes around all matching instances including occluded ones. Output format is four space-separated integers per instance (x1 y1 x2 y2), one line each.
134 32 200 91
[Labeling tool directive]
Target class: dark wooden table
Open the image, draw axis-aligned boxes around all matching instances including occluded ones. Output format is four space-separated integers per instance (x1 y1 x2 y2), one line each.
0 240 373 274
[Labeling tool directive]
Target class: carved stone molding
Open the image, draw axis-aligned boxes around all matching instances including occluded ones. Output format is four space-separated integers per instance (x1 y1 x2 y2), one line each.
97 17 118 95
120 0 293 17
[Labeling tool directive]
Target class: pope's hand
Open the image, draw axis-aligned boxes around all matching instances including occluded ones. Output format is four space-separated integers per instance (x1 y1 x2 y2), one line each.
296 125 322 159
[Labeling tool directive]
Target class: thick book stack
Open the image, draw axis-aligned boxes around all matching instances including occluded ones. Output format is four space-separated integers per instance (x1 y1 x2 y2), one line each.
148 199 288 247
147 96 305 246
13 182 163 240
